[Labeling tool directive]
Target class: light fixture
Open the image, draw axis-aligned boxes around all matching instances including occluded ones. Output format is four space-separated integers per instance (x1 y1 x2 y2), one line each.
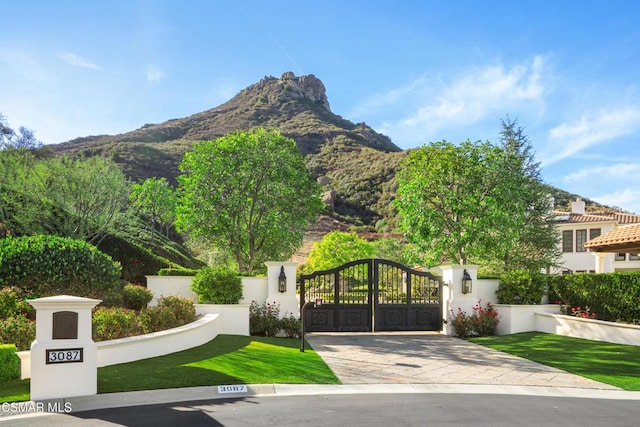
278 266 287 293
462 269 472 294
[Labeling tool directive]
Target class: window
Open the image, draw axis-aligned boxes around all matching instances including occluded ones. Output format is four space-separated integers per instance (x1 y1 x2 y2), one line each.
630 253 640 261
589 228 601 239
616 253 626 261
576 229 587 252
562 230 573 253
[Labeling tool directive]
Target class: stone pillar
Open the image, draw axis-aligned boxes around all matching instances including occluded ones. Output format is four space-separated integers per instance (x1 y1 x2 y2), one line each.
434 265 479 336
264 262 299 318
28 295 101 401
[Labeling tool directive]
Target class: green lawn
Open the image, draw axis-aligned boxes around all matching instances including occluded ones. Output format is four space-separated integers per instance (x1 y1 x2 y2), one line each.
469 332 640 390
0 335 338 403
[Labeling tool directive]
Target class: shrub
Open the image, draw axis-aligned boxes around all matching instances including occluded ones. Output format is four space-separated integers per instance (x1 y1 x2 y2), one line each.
449 308 474 338
158 295 197 325
122 283 154 311
0 286 35 319
139 296 196 333
0 287 20 318
96 281 126 308
473 301 500 336
0 316 35 351
0 344 20 383
450 300 500 338
496 269 546 304
191 266 242 304
92 307 140 341
250 301 281 337
279 312 301 338
0 235 122 298
138 306 176 334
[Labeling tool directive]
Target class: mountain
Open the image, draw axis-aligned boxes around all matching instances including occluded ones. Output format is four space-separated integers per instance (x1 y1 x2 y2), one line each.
48 72 614 231
50 72 400 184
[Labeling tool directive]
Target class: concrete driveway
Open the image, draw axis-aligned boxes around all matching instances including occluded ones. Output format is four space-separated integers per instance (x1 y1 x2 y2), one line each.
305 332 618 389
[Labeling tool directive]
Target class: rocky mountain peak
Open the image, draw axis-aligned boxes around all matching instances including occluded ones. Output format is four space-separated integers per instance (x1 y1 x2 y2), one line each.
243 72 331 111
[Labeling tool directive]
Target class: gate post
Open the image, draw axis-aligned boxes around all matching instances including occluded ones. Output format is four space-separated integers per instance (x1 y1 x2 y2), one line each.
28 295 101 401
436 265 479 336
265 261 299 318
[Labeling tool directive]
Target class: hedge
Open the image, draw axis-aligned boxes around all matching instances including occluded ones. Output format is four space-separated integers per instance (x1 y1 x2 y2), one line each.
191 266 242 304
496 269 546 304
0 344 19 383
157 268 200 276
0 235 121 298
548 272 640 323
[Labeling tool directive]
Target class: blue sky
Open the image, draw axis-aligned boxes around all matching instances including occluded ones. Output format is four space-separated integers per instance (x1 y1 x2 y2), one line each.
2 1 640 213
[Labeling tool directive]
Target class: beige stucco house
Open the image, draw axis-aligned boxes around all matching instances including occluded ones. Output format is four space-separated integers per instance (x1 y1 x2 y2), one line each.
553 199 640 274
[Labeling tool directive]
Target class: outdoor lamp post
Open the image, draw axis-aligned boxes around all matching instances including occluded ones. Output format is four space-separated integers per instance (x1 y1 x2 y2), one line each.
462 269 472 294
278 266 287 293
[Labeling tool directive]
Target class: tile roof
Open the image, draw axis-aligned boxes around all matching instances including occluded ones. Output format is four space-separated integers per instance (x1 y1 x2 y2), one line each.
584 223 640 252
554 211 640 224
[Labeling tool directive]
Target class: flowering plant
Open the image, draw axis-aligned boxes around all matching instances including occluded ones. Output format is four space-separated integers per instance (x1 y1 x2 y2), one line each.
249 300 281 337
570 306 597 319
449 300 500 338
554 300 596 319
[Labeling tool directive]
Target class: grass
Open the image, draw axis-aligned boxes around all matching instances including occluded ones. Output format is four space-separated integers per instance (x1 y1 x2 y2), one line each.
0 335 338 403
469 332 640 391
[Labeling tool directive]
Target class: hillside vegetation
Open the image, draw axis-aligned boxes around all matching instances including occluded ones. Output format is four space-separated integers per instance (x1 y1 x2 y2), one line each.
46 72 613 231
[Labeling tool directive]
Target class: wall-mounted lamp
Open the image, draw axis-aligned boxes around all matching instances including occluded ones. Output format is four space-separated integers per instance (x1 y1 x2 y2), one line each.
278 266 287 293
461 269 472 294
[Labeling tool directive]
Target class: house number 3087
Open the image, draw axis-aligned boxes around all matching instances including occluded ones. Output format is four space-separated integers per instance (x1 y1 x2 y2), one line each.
46 348 83 364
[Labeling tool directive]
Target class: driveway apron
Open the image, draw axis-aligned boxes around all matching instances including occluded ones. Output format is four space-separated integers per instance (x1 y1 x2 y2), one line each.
305 332 618 389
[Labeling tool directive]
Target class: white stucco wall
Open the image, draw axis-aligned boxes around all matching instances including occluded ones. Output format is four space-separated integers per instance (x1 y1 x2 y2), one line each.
536 312 640 346
195 304 249 336
494 304 559 335
146 275 197 306
19 313 221 379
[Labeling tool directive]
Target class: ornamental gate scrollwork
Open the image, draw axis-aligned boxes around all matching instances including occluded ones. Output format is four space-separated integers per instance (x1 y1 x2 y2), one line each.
299 259 442 332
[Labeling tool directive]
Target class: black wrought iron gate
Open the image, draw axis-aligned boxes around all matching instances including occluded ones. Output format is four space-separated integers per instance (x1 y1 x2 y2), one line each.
299 259 442 332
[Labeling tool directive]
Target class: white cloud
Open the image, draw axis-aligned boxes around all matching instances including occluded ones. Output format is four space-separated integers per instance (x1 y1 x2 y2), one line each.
60 51 101 70
593 188 640 214
563 163 640 182
543 107 640 165
365 55 548 147
347 76 429 118
145 65 166 85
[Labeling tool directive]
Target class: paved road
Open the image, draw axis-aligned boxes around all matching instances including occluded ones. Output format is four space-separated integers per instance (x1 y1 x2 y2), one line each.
4 392 640 426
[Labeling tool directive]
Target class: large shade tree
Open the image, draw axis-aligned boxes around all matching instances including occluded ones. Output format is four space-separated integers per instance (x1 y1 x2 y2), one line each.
395 132 559 271
176 128 324 273
396 140 505 266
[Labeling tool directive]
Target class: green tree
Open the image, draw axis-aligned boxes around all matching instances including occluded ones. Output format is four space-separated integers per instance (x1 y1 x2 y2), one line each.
396 140 506 266
396 132 559 271
0 149 38 234
371 237 408 264
176 128 323 273
490 117 560 272
28 156 131 244
0 113 42 150
130 177 178 242
303 231 374 273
